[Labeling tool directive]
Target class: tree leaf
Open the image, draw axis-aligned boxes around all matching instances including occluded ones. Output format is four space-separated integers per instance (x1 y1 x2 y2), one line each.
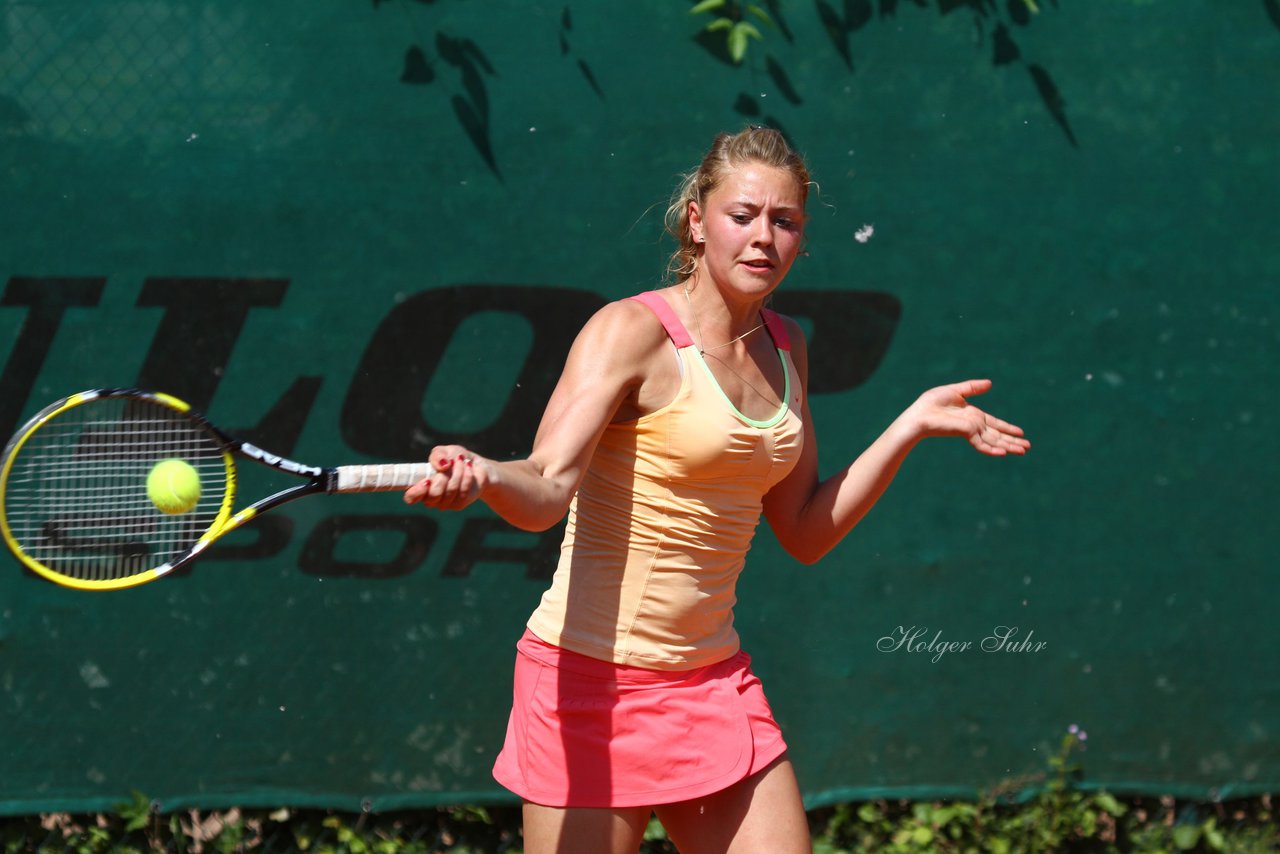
746 4 776 28
689 0 727 15
1173 824 1201 850
728 25 748 62
707 17 733 32
643 814 669 841
1094 791 1126 816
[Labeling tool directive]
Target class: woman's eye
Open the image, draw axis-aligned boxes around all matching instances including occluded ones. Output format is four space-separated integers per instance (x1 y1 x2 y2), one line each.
731 214 752 224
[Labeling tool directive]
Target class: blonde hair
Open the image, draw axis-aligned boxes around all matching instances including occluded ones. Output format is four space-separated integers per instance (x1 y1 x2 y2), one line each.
663 126 811 282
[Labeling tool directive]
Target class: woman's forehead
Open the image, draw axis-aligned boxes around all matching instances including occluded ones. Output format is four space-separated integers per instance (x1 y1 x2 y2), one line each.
709 162 806 206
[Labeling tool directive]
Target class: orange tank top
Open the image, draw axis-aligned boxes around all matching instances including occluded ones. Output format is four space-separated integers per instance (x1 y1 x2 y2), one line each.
525 291 805 670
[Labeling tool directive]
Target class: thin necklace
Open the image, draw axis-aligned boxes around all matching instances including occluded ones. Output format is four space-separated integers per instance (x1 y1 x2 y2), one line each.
682 283 766 355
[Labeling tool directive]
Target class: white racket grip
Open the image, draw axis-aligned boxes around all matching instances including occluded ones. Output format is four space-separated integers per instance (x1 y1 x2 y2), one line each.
334 463 436 493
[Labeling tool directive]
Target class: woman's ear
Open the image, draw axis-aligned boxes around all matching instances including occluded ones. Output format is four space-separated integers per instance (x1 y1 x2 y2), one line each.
688 201 704 244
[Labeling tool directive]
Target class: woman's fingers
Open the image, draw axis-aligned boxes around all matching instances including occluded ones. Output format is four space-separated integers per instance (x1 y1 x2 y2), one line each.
404 447 482 509
969 413 1031 456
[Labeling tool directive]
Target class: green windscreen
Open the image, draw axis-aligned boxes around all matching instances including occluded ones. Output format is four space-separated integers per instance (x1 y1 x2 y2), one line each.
1 1 1276 813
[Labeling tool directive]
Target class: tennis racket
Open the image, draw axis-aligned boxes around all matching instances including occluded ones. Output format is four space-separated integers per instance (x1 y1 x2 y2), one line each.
0 388 435 591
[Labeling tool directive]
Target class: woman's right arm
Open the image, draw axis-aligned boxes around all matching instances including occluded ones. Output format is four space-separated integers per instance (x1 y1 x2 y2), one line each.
402 298 668 531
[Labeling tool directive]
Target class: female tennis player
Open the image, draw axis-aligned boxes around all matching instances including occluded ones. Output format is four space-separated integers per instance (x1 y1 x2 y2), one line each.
404 126 1029 853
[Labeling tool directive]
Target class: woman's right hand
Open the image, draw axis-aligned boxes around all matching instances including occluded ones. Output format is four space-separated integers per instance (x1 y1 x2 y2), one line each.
403 444 490 511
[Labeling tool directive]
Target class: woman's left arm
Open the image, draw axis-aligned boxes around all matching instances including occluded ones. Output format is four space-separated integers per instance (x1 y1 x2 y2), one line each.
762 318 1030 564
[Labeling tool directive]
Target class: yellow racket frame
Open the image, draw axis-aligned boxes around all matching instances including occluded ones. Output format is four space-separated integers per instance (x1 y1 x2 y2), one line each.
0 390 237 591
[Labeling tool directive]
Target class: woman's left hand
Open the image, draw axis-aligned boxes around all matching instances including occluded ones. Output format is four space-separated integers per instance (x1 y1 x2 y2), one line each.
904 379 1030 456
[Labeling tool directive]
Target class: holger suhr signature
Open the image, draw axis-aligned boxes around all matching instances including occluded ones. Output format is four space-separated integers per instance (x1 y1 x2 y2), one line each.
877 625 1047 663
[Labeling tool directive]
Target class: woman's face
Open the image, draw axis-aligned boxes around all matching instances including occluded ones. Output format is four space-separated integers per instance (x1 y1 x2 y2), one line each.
688 161 806 301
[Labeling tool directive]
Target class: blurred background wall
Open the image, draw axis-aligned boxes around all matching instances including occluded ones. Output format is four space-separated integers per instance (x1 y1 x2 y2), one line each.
1 0 1277 813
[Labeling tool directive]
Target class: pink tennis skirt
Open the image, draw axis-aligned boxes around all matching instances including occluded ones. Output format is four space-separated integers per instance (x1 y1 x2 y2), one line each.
492 629 788 808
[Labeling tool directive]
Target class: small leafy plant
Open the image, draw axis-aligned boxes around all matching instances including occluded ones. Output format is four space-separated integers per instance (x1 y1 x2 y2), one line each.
689 0 774 63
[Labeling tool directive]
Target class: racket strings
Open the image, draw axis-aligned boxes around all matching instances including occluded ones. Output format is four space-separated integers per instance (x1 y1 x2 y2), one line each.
4 399 229 581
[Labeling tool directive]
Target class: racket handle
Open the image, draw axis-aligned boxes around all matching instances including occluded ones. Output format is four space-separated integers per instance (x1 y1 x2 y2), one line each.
333 463 436 493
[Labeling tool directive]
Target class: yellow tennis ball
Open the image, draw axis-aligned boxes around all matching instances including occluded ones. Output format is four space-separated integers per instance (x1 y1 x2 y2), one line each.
147 459 202 515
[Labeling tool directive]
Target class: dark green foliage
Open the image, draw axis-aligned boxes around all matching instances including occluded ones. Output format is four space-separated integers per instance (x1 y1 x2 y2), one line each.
811 732 1276 853
3 795 1276 853
3 733 1275 852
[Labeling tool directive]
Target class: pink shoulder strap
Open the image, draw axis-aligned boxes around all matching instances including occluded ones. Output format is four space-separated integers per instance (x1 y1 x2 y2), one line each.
626 291 789 351
761 308 791 351
625 291 694 348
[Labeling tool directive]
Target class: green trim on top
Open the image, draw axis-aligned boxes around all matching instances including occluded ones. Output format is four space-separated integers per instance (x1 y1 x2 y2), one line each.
689 346 791 429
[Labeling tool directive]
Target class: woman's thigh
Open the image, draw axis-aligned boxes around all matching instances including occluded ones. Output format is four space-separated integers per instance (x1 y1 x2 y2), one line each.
653 754 810 854
522 801 651 854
